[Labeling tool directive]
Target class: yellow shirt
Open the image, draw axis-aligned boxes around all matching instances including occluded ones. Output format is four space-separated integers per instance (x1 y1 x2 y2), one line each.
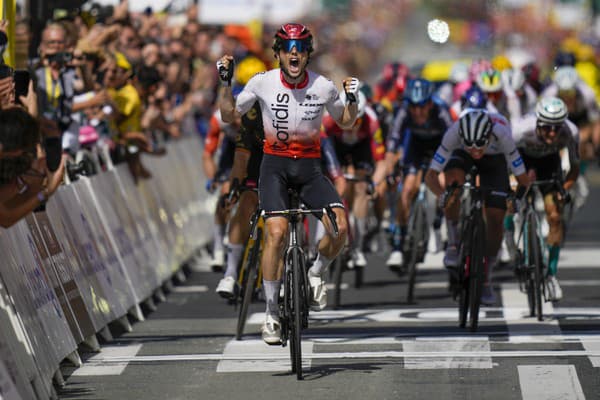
108 83 142 134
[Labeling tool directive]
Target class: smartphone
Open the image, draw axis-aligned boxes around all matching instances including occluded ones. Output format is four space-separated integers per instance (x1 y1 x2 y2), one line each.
13 69 30 100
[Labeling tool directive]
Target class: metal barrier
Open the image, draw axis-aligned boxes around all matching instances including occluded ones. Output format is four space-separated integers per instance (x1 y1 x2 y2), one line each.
0 136 212 399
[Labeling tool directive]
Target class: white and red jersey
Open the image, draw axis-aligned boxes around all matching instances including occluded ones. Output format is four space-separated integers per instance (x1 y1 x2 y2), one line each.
203 110 238 156
235 69 346 159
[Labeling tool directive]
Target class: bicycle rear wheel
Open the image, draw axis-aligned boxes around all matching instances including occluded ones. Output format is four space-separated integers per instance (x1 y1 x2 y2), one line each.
236 228 262 340
468 212 485 332
291 248 304 380
406 202 425 303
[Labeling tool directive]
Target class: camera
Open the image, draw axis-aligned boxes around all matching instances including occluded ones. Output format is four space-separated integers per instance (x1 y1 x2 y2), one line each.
46 52 73 67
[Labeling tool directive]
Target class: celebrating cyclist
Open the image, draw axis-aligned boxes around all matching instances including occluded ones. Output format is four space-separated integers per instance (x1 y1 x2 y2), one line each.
385 78 453 267
217 23 357 345
511 97 580 301
425 110 529 305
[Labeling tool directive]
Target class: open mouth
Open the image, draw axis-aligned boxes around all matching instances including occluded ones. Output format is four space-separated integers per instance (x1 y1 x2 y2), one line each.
289 58 300 73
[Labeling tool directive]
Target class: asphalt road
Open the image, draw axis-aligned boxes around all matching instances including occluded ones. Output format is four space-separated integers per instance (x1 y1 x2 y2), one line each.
58 165 600 400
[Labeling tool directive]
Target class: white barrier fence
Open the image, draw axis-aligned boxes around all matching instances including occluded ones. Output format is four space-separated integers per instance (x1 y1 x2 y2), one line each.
0 137 213 399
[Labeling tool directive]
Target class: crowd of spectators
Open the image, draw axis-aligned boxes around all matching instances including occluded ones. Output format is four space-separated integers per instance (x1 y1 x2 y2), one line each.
0 0 412 229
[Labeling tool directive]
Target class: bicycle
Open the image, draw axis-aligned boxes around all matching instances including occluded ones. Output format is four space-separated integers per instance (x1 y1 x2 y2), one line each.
250 188 339 380
445 166 487 332
514 177 567 321
231 185 263 341
403 163 432 303
331 173 374 308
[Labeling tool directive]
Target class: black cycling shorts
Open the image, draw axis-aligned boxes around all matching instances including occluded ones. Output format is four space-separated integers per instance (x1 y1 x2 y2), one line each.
259 154 344 214
444 149 510 210
333 137 374 173
522 152 563 196
403 134 442 175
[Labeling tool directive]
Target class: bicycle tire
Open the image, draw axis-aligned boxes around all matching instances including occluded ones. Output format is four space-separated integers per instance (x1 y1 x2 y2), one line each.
457 216 471 328
523 215 536 317
354 264 363 289
468 211 485 332
529 216 544 321
406 202 425 303
235 228 262 340
291 248 304 380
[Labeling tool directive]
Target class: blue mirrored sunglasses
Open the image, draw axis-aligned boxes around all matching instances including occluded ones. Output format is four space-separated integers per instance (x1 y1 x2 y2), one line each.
281 39 309 53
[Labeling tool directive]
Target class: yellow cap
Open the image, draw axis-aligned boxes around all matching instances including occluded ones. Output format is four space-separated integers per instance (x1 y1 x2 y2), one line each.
491 54 512 71
115 52 132 71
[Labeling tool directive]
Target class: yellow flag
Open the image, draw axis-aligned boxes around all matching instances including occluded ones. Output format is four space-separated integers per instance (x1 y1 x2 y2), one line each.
0 0 16 67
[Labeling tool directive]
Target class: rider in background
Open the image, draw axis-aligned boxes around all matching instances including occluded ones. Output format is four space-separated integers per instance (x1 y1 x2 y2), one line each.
425 110 529 305
385 78 453 268
322 90 387 267
511 97 580 301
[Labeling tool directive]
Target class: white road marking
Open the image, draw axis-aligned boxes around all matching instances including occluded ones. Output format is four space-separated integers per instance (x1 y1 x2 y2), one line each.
402 337 492 369
581 339 600 367
216 339 313 373
171 285 209 293
325 282 349 290
72 344 142 376
518 365 586 400
77 349 600 364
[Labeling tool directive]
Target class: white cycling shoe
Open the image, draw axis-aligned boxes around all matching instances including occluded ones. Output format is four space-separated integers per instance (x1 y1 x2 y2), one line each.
261 313 281 345
308 273 327 311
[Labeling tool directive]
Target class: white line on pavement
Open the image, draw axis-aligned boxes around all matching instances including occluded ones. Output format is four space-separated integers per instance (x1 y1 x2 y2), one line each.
402 337 492 369
518 365 586 400
171 285 209 293
72 344 142 376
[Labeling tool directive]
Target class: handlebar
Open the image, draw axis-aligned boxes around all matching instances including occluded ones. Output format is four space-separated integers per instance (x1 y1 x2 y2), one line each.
249 205 340 239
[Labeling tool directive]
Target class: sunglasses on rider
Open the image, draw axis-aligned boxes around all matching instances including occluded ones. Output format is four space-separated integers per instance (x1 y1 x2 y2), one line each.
281 39 310 53
537 122 561 131
463 137 489 149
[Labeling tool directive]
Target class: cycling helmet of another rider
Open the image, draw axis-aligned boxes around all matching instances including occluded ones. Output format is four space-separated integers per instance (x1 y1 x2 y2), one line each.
535 97 568 145
554 50 576 68
491 54 513 72
405 78 434 106
502 68 526 94
477 68 503 93
458 109 493 149
461 85 487 110
553 66 579 93
469 58 492 82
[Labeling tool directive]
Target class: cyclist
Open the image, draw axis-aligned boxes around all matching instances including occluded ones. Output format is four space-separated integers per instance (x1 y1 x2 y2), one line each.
502 67 537 123
214 59 267 298
385 78 453 267
425 109 530 305
322 90 387 267
476 68 510 120
511 97 579 301
450 85 489 119
217 23 356 345
542 66 599 190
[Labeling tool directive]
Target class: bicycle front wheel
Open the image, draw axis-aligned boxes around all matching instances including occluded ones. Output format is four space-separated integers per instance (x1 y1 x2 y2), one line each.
291 248 304 380
528 215 544 321
236 228 262 340
468 211 485 332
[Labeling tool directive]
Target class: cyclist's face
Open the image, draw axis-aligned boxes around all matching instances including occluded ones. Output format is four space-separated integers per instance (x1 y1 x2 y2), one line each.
536 123 561 145
465 144 487 159
278 44 308 79
408 102 432 125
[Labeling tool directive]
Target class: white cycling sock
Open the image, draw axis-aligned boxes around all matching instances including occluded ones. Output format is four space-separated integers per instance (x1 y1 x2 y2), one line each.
355 217 368 251
213 224 225 253
263 279 281 316
308 252 333 277
224 243 244 279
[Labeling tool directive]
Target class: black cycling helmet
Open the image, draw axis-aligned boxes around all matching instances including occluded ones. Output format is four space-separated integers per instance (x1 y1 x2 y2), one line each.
272 23 314 54
554 51 576 68
404 78 434 106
